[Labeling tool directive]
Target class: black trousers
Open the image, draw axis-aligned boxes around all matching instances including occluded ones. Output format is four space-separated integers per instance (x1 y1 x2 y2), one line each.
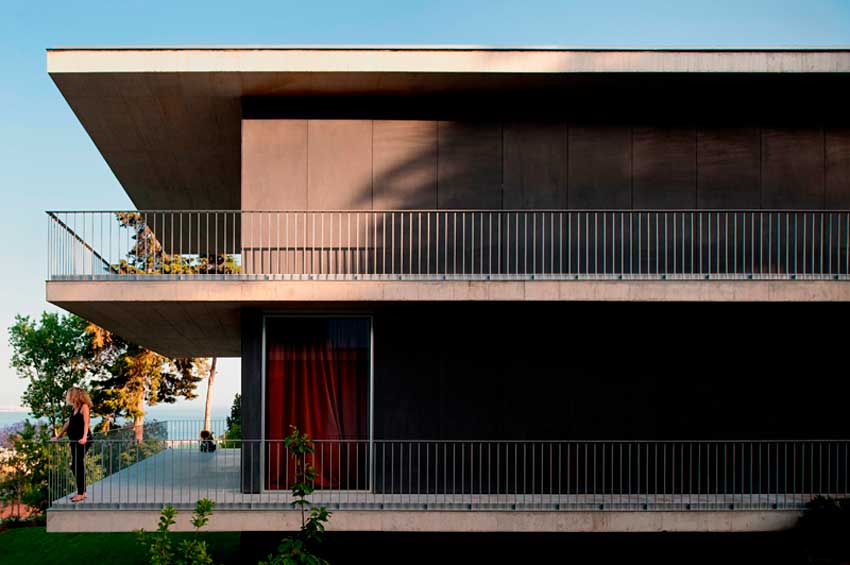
70 442 89 495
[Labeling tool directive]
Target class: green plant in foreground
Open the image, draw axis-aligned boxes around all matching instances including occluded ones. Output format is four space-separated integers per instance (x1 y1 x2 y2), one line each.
136 498 215 565
0 421 53 515
260 426 331 565
796 495 850 563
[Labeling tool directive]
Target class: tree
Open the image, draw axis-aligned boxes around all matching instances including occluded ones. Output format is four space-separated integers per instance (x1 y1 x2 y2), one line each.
107 212 237 440
113 212 238 276
0 421 53 515
226 393 241 440
89 328 209 440
203 358 218 433
8 313 92 430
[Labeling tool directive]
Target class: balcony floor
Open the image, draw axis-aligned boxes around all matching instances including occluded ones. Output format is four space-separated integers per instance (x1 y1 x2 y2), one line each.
52 447 819 512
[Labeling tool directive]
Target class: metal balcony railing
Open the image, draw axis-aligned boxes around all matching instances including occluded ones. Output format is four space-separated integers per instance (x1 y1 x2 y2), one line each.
49 437 850 512
47 210 850 281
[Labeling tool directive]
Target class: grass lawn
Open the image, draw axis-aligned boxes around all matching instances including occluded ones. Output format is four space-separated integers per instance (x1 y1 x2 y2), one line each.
0 527 242 564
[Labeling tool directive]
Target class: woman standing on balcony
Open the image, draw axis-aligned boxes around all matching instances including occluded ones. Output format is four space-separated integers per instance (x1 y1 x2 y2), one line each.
51 387 93 502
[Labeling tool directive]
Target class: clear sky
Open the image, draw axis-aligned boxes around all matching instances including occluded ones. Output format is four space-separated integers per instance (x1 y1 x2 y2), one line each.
1 0 849 414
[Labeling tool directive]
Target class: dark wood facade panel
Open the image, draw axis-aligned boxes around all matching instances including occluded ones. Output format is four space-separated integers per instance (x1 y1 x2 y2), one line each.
242 118 837 212
826 128 850 209
762 127 825 208
307 120 374 210
503 121 567 209
372 120 438 209
370 303 850 442
436 121 503 209
697 127 761 209
241 119 308 210
633 127 697 209
567 126 632 209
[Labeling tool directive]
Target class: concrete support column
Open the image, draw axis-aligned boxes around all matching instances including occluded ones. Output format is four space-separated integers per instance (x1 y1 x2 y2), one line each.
241 308 263 493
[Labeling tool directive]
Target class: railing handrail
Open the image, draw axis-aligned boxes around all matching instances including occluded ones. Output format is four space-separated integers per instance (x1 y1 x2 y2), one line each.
48 209 850 280
56 437 850 444
48 437 850 513
47 208 850 214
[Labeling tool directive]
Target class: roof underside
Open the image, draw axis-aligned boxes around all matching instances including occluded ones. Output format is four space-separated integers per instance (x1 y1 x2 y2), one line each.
48 48 850 210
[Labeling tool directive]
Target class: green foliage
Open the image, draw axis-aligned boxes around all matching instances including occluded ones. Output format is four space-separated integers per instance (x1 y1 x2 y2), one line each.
796 495 850 562
225 394 241 439
0 513 45 532
8 313 93 429
91 337 209 425
7 308 207 435
112 212 240 276
135 499 216 565
260 427 331 565
0 421 54 515
220 394 241 448
2 421 169 515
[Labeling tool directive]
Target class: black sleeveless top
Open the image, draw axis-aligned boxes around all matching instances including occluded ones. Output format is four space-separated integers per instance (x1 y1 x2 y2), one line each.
68 409 87 441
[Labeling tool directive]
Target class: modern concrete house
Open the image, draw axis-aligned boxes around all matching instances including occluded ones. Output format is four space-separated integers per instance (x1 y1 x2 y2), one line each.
44 47 850 534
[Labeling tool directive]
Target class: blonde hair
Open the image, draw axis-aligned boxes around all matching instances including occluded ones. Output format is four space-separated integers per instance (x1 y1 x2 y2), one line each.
66 386 93 410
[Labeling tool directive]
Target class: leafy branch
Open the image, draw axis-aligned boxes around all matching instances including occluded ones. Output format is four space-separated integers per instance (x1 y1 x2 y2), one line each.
135 498 216 565
261 426 332 565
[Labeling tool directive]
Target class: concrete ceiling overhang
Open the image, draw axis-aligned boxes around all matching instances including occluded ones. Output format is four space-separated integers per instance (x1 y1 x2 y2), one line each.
48 47 850 210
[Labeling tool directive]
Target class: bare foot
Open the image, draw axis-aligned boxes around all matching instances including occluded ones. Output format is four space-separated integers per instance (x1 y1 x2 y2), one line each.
70 493 87 503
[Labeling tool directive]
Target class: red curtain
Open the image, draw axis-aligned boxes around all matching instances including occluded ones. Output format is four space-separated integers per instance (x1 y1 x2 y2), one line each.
265 318 369 490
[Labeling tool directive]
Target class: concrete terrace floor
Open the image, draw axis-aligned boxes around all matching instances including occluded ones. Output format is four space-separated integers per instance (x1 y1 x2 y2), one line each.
51 447 819 512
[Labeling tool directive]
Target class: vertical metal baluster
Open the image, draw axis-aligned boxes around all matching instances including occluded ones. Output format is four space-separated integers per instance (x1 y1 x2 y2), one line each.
426 212 430 276
462 212 466 276
822 212 826 275
551 212 555 276
418 212 422 276
525 212 529 276
593 212 599 275
445 212 449 275
453 212 457 276
568 213 572 276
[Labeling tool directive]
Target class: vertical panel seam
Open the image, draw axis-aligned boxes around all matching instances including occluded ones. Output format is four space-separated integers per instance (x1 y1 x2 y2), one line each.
564 122 569 209
630 126 635 209
436 121 440 209
500 121 505 210
759 126 764 210
694 127 699 209
823 125 827 209
306 120 311 210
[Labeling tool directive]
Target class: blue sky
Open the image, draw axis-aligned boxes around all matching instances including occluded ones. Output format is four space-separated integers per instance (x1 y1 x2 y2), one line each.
1 0 849 413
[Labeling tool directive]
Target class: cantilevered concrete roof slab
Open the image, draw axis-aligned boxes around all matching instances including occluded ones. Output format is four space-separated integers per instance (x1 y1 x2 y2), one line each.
48 47 850 211
47 278 850 357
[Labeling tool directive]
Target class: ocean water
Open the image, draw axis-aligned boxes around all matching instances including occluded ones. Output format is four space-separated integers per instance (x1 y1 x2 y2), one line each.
0 412 29 429
0 406 231 433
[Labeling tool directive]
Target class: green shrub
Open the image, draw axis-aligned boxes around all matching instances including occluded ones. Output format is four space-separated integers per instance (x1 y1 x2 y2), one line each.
260 426 331 565
135 498 216 565
0 421 53 514
796 495 850 562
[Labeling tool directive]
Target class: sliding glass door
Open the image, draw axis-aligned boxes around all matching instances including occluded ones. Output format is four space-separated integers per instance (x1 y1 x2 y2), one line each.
264 316 370 490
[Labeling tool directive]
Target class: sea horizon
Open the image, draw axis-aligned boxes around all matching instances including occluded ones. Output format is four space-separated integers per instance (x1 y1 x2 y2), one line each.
0 404 232 429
